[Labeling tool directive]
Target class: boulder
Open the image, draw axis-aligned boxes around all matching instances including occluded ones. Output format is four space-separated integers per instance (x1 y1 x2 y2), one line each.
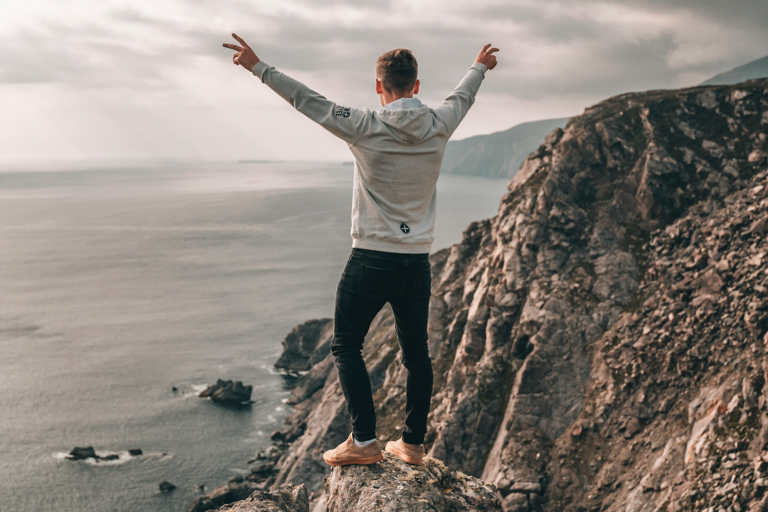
199 379 252 405
67 446 98 460
215 484 309 512
159 481 177 493
325 454 501 512
128 448 143 456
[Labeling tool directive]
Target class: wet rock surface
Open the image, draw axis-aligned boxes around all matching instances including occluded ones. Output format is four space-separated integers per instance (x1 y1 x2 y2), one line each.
195 78 768 511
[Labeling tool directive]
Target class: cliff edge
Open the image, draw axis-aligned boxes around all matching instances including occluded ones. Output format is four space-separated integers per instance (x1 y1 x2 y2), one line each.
206 455 499 512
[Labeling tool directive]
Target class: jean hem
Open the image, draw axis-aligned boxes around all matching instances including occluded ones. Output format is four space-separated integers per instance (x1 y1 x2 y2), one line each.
401 433 424 445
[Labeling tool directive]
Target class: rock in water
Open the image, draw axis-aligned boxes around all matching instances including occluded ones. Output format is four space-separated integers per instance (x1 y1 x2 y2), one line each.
128 448 142 456
214 484 309 512
198 379 252 405
159 481 177 493
325 454 501 512
67 446 97 460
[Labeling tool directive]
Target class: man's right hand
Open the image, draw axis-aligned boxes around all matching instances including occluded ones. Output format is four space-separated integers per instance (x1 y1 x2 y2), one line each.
475 44 499 70
223 33 261 73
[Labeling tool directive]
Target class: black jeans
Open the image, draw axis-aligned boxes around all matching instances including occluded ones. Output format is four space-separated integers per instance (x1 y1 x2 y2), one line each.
332 247 433 445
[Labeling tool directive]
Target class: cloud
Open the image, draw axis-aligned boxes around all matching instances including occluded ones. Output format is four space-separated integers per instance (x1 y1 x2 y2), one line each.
5 0 766 92
0 0 766 161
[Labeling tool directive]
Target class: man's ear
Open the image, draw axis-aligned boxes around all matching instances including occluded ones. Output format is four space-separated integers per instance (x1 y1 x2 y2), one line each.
376 78 382 95
413 79 420 95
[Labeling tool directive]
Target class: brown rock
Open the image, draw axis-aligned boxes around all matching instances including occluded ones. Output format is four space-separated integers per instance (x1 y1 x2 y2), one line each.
325 454 501 512
215 484 308 512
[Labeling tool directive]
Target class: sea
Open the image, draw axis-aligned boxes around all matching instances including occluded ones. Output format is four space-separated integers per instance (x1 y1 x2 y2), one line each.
0 160 508 512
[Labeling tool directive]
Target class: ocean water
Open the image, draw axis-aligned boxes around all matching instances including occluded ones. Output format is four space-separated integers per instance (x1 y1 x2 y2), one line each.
0 160 508 512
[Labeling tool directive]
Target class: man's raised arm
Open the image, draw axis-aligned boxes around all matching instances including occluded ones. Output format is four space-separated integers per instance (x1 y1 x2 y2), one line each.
432 44 499 136
223 33 367 146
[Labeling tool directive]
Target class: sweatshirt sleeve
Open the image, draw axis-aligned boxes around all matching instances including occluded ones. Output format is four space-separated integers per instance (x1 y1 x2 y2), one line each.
252 61 367 146
432 62 487 136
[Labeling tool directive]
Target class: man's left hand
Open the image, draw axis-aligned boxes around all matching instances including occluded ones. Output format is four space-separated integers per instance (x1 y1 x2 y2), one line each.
223 33 260 72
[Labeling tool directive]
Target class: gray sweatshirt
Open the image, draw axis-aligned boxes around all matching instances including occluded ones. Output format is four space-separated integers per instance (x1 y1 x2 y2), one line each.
252 60 487 254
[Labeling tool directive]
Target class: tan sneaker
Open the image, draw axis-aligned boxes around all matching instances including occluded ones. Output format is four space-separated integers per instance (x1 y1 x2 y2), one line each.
323 433 384 466
385 438 424 465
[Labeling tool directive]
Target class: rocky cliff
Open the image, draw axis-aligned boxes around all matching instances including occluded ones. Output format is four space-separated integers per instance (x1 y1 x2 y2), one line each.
197 78 768 512
203 455 500 512
324 453 501 512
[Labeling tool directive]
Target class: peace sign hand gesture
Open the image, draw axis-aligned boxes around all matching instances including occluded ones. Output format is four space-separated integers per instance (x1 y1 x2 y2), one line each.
475 44 500 70
223 33 261 73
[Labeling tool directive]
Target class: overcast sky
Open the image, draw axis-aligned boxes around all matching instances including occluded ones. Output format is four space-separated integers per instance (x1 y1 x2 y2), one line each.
1 0 766 163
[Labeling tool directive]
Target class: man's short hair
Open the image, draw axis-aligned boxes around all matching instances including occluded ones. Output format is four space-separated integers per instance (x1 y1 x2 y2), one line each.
376 49 418 94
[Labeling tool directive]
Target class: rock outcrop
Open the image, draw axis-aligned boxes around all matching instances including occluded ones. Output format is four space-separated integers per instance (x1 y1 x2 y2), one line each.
274 319 334 372
159 481 177 493
203 459 498 512
325 453 501 511
67 447 98 460
198 78 768 511
214 484 308 512
187 472 277 512
65 446 143 462
199 379 253 405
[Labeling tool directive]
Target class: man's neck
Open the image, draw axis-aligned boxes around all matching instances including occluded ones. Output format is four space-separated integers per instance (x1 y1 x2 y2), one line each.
383 94 413 106
382 97 423 111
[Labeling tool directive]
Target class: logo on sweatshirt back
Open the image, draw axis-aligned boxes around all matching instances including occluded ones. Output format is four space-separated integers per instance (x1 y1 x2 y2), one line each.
400 223 410 234
335 106 351 118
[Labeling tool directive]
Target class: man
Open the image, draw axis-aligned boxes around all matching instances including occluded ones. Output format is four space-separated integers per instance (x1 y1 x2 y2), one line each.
223 34 498 466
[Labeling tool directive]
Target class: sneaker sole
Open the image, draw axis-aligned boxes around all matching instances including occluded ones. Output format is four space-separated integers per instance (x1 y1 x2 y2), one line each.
386 445 423 466
323 452 384 466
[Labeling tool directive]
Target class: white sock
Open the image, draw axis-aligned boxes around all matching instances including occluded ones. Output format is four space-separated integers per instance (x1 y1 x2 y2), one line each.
353 437 377 447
